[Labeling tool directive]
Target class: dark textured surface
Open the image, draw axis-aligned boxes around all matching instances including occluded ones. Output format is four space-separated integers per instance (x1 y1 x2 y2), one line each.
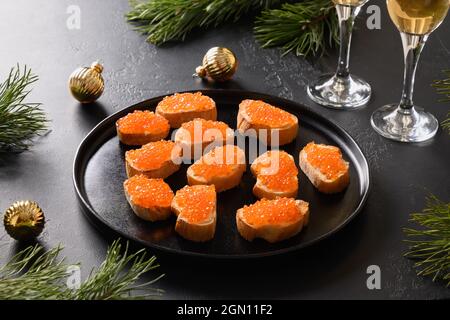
0 0 449 299
74 90 370 258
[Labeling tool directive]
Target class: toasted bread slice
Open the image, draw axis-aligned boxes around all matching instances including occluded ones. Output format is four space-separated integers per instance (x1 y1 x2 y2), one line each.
124 175 174 222
125 140 182 179
236 198 309 243
155 92 217 128
171 185 216 242
299 142 350 194
174 118 234 160
237 99 298 146
116 110 170 146
251 150 298 200
186 145 246 192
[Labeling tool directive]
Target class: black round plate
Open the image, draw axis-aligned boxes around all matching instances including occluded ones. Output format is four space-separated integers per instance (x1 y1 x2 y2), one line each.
73 90 370 258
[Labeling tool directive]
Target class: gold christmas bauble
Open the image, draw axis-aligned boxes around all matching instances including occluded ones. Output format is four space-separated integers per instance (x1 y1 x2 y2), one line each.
3 201 45 241
69 61 104 103
195 47 238 82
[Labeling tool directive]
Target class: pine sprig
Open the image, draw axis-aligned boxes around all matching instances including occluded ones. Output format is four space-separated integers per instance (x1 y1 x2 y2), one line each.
432 70 450 102
126 0 280 45
0 240 163 300
404 195 450 286
73 241 163 300
442 114 450 134
0 65 47 152
0 245 69 299
432 70 450 134
254 0 339 57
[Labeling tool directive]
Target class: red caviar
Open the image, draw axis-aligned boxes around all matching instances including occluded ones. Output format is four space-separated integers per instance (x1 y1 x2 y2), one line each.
241 100 296 128
304 142 347 179
157 92 215 113
180 118 230 142
126 140 180 170
124 175 174 208
174 185 216 223
117 110 169 135
190 145 244 179
253 151 298 191
241 198 301 225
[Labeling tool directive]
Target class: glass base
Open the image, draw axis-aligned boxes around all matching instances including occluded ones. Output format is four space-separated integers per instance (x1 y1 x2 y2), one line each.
370 104 438 143
307 73 371 109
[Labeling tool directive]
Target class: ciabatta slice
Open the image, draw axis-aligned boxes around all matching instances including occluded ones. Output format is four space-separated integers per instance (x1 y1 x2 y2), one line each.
171 185 216 242
299 142 350 194
174 118 234 160
125 140 182 179
236 198 309 243
186 145 246 192
124 175 174 222
251 150 298 200
116 110 170 146
155 92 217 128
237 99 298 146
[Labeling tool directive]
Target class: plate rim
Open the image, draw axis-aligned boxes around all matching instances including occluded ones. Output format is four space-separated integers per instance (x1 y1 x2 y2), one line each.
73 89 371 259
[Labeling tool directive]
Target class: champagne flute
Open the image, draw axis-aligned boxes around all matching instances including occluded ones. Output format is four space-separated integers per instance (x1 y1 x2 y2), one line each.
371 0 449 142
307 0 372 109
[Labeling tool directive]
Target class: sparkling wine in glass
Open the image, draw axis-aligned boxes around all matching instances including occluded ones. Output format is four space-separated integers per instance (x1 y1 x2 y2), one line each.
371 0 449 142
307 0 371 109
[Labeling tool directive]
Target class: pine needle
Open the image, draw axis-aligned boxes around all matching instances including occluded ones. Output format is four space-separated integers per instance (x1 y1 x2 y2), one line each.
254 0 339 57
404 195 450 286
0 245 69 299
433 70 450 102
0 240 163 300
432 70 450 134
126 0 280 45
442 114 450 134
0 65 48 152
73 241 163 300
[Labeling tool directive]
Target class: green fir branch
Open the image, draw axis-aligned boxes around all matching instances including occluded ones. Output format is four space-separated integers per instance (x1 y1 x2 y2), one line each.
0 245 69 299
442 114 450 134
73 241 163 300
0 240 163 300
254 0 339 57
432 70 450 134
432 70 450 102
126 0 340 57
404 195 450 286
126 0 280 45
0 65 48 152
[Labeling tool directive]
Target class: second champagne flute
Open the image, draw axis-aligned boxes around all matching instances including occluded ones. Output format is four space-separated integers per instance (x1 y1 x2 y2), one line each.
307 0 372 109
371 0 449 142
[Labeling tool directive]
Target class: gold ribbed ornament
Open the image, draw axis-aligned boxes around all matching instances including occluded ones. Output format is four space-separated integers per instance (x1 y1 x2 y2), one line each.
69 61 104 103
195 47 238 82
3 201 45 241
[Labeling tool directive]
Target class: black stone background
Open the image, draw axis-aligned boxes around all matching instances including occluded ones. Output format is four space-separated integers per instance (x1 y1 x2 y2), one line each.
0 0 449 299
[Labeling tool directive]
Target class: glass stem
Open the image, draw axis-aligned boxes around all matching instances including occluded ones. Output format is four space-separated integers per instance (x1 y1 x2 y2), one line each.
398 32 428 114
335 4 362 78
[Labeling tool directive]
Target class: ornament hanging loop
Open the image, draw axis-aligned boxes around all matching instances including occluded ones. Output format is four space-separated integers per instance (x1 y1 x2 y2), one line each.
91 61 104 74
194 66 207 78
